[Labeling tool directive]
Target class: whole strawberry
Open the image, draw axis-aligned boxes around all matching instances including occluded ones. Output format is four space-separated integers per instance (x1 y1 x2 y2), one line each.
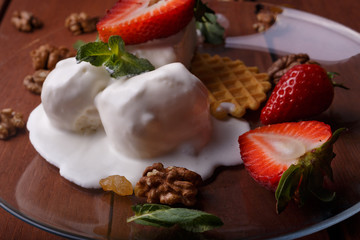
260 64 334 125
238 121 343 213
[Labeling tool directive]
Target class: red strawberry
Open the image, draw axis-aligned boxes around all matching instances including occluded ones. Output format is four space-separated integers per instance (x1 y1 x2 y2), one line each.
238 121 343 213
97 0 195 44
260 64 334 125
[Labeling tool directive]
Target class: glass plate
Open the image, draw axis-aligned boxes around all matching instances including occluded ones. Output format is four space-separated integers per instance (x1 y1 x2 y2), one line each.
1 1 360 239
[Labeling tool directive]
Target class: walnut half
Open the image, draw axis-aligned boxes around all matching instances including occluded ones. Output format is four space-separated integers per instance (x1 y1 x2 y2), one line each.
30 44 76 70
11 10 43 32
135 163 203 206
23 69 50 94
253 4 282 33
267 53 318 84
0 108 25 140
65 12 98 35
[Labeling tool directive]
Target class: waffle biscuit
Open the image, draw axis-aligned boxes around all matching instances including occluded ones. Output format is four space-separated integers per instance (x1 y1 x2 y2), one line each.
191 53 271 119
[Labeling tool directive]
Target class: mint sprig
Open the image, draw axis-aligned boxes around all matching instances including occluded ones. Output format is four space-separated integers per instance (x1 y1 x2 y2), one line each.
194 0 225 44
127 204 223 232
76 35 154 78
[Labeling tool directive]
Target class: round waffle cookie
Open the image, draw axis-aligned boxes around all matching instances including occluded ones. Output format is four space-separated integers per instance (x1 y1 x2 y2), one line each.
191 53 271 119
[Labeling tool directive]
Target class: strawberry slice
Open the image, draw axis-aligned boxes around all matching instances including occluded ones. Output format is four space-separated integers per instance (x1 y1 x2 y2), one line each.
238 121 343 213
97 0 196 44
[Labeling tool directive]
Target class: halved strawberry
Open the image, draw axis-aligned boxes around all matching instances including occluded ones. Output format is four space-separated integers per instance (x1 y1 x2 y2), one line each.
97 0 196 44
238 121 343 213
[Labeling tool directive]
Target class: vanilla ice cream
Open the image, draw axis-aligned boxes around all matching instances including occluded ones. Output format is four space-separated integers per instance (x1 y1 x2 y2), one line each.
95 62 212 158
126 19 197 69
41 58 112 133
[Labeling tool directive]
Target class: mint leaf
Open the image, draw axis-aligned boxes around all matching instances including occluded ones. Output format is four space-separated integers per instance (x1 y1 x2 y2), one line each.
194 0 225 44
76 41 111 66
108 35 124 55
76 35 154 78
132 203 171 215
106 51 155 78
127 204 223 232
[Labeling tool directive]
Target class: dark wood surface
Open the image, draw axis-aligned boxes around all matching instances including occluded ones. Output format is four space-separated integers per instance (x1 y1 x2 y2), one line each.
0 0 360 239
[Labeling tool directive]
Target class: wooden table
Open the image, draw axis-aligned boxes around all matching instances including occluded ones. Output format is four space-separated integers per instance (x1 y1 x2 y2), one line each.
0 0 360 239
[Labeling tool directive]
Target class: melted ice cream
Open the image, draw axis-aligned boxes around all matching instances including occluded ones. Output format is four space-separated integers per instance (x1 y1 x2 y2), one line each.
28 106 250 188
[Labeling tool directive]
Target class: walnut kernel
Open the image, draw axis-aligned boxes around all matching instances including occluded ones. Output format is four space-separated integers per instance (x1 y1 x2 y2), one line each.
23 69 50 94
65 12 98 35
11 10 42 32
30 44 75 70
253 4 282 33
267 53 318 84
0 108 25 140
135 163 202 206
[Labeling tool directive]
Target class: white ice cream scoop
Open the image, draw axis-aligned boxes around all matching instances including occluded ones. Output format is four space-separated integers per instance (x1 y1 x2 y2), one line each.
95 62 212 158
41 57 111 133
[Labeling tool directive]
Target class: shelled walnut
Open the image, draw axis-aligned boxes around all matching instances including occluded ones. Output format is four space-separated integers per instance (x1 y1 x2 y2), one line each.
65 12 98 35
267 53 318 84
0 108 25 140
11 10 43 32
135 163 202 206
30 44 75 70
253 4 282 32
23 69 50 94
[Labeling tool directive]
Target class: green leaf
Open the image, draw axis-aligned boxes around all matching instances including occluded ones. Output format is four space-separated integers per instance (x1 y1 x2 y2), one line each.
320 128 345 150
127 204 223 233
108 35 124 56
76 41 111 66
327 72 349 90
274 127 344 213
275 164 303 214
76 35 154 78
194 0 224 44
194 0 215 22
131 203 170 215
308 166 336 202
296 166 312 207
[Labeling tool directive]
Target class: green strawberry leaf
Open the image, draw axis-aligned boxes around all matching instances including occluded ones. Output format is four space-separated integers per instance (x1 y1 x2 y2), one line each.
275 128 345 213
327 72 349 90
306 128 345 201
76 35 154 78
127 203 223 233
275 164 303 214
296 166 312 207
319 128 345 150
194 0 225 44
308 167 336 202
